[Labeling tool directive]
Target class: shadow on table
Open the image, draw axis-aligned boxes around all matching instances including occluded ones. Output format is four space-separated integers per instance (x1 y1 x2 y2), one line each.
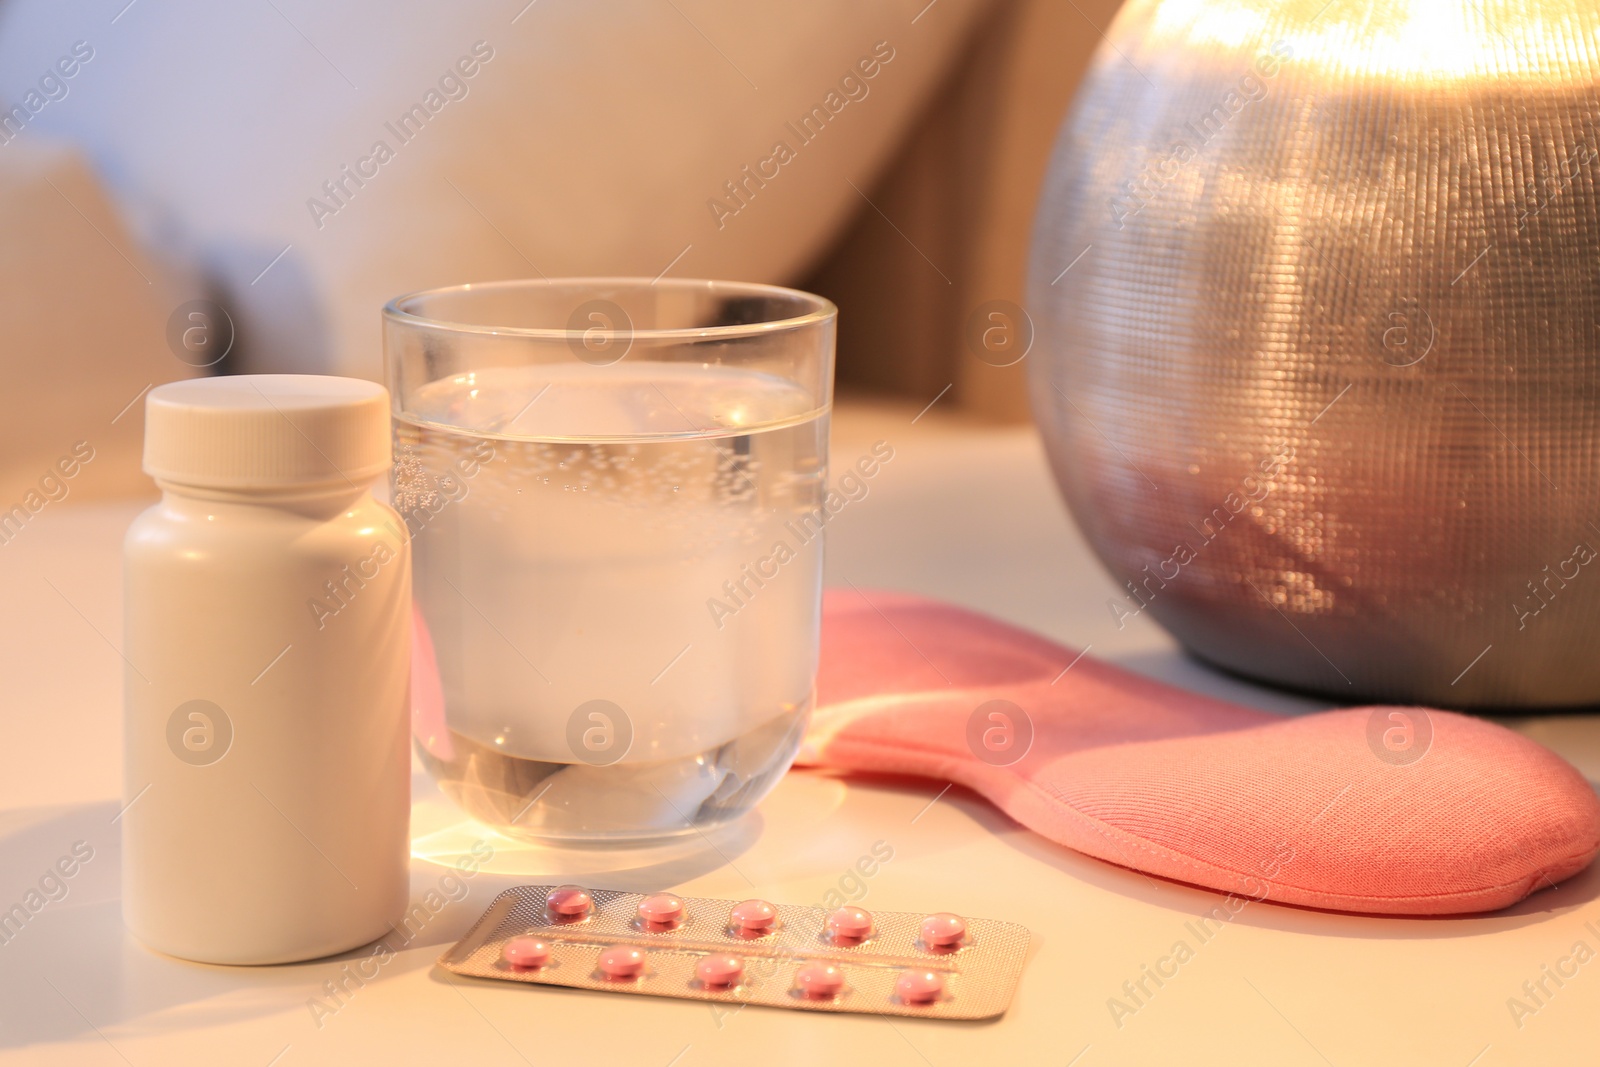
0 799 760 1052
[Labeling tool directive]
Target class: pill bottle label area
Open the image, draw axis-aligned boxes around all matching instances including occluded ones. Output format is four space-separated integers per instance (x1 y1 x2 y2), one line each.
439 885 1032 1020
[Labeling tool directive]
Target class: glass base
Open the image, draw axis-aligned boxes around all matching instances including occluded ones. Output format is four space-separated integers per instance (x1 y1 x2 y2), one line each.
417 703 809 843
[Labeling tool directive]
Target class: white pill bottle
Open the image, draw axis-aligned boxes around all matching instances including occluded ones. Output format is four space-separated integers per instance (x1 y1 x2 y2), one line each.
123 375 411 964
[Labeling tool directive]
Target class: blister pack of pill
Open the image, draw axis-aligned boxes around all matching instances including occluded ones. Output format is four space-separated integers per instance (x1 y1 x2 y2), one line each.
438 884 1031 1019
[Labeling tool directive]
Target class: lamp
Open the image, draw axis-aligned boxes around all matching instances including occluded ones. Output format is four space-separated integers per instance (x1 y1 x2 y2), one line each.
1029 0 1600 706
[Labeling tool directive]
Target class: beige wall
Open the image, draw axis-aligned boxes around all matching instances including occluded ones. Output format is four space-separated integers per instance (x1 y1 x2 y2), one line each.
0 144 198 509
804 0 1126 421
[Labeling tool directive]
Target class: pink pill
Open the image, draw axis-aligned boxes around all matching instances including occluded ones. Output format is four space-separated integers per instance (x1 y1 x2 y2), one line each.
825 906 873 942
546 884 592 918
794 961 845 999
920 913 967 948
696 953 745 988
729 898 777 935
637 893 686 928
502 936 551 969
896 969 945 1004
597 945 646 979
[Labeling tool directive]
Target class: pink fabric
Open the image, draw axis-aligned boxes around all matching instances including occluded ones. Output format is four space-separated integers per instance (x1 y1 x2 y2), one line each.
799 589 1600 915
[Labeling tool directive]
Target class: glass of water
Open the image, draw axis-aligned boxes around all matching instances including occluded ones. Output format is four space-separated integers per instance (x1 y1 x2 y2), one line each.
383 279 835 843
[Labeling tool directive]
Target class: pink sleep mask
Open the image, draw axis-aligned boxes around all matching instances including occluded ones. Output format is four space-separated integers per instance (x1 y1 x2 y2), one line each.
799 589 1600 915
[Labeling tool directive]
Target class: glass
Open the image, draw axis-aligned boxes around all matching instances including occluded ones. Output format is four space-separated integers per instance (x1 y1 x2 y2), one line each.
383 278 835 843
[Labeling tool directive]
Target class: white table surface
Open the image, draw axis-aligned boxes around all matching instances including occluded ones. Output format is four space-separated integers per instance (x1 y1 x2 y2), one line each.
2 399 1597 1066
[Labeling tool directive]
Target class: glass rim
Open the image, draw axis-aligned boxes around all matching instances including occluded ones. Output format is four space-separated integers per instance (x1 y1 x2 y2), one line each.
382 276 837 342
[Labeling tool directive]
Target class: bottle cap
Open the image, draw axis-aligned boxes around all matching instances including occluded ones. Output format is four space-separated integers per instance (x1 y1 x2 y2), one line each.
143 374 391 489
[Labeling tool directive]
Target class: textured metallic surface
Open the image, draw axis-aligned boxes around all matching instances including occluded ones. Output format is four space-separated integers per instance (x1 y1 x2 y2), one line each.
1028 0 1600 708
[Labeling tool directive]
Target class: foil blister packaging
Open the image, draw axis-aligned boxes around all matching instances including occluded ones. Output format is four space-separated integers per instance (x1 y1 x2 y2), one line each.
439 885 1031 1019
